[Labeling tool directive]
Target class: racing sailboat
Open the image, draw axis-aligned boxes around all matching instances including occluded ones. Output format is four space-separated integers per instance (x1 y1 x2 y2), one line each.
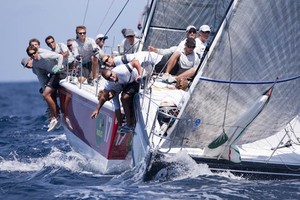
59 0 300 178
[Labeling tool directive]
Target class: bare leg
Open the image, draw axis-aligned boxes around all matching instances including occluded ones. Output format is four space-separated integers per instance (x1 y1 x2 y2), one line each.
91 56 99 80
121 93 133 126
43 86 58 119
115 108 123 127
77 76 86 83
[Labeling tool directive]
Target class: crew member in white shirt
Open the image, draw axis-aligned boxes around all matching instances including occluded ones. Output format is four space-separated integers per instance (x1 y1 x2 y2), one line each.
73 25 100 85
119 29 140 55
164 38 200 78
91 59 143 135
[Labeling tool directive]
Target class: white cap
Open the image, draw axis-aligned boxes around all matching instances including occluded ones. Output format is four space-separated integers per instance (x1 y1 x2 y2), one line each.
186 25 197 32
96 34 108 40
199 25 211 32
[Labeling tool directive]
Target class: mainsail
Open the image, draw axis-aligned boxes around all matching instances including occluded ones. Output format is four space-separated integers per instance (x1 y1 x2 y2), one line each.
141 0 232 50
153 0 300 148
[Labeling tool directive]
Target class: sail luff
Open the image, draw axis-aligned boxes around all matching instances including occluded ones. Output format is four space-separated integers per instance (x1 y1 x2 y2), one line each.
138 0 156 52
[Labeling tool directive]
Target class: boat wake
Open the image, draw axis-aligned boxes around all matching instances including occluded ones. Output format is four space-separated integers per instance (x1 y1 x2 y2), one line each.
107 151 243 186
0 143 108 177
147 151 245 182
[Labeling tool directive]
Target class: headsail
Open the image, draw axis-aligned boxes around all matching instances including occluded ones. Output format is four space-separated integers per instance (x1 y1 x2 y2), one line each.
161 0 300 149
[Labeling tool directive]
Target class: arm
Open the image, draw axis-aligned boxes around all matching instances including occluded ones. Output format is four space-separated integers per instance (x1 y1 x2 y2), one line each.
91 89 113 119
112 95 123 127
148 46 177 55
165 51 180 74
130 59 143 81
176 66 196 80
58 43 69 58
148 45 158 53
45 51 63 73
137 5 149 30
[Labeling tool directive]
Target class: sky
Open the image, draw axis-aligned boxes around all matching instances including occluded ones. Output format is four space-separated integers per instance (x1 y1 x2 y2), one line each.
0 0 146 83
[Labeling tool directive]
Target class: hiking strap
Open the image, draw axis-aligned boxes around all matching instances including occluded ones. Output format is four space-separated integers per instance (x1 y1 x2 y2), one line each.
121 55 129 64
125 63 132 83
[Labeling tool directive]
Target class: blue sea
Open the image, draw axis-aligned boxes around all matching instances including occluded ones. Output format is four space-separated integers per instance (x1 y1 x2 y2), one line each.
1 82 300 200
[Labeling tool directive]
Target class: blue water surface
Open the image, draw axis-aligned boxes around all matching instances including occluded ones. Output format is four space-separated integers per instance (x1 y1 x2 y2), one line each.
0 82 299 200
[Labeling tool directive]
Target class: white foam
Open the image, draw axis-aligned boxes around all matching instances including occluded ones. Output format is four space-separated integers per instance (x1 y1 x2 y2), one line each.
0 146 104 175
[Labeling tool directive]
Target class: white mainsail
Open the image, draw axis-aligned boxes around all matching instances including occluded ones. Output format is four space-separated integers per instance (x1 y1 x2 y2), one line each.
152 0 300 150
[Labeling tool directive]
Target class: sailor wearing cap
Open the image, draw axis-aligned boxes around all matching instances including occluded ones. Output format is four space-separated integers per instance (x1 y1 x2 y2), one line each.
175 25 198 52
164 38 201 77
148 25 198 56
95 33 108 57
195 24 211 57
119 29 140 55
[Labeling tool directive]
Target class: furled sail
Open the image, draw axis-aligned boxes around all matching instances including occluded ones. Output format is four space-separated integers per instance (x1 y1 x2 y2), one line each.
162 0 300 148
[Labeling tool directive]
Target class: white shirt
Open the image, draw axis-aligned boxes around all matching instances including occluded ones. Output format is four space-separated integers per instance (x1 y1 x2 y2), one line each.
104 63 138 109
176 38 207 58
32 51 63 73
74 37 99 64
177 49 201 69
195 38 207 58
53 43 69 67
120 37 140 55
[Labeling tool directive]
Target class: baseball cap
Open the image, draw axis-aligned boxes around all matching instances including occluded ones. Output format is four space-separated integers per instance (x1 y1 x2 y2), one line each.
96 34 108 40
125 29 135 37
199 25 211 32
21 57 30 67
186 25 197 32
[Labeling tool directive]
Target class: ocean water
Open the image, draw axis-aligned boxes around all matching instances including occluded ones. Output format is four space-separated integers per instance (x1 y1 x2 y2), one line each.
0 82 300 200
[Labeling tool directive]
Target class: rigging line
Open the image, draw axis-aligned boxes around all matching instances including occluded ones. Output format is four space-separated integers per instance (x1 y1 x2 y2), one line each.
82 0 90 25
104 0 130 37
95 0 116 34
199 74 300 84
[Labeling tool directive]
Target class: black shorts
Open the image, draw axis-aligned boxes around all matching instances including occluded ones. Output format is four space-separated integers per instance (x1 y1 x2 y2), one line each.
122 81 140 97
81 61 92 78
46 71 67 89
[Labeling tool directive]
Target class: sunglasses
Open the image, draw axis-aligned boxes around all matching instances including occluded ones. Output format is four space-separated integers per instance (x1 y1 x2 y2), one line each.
67 44 72 47
188 30 196 34
97 39 104 44
104 71 113 81
47 40 55 46
187 46 195 49
102 56 110 65
201 31 210 34
28 51 36 56
77 32 86 35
